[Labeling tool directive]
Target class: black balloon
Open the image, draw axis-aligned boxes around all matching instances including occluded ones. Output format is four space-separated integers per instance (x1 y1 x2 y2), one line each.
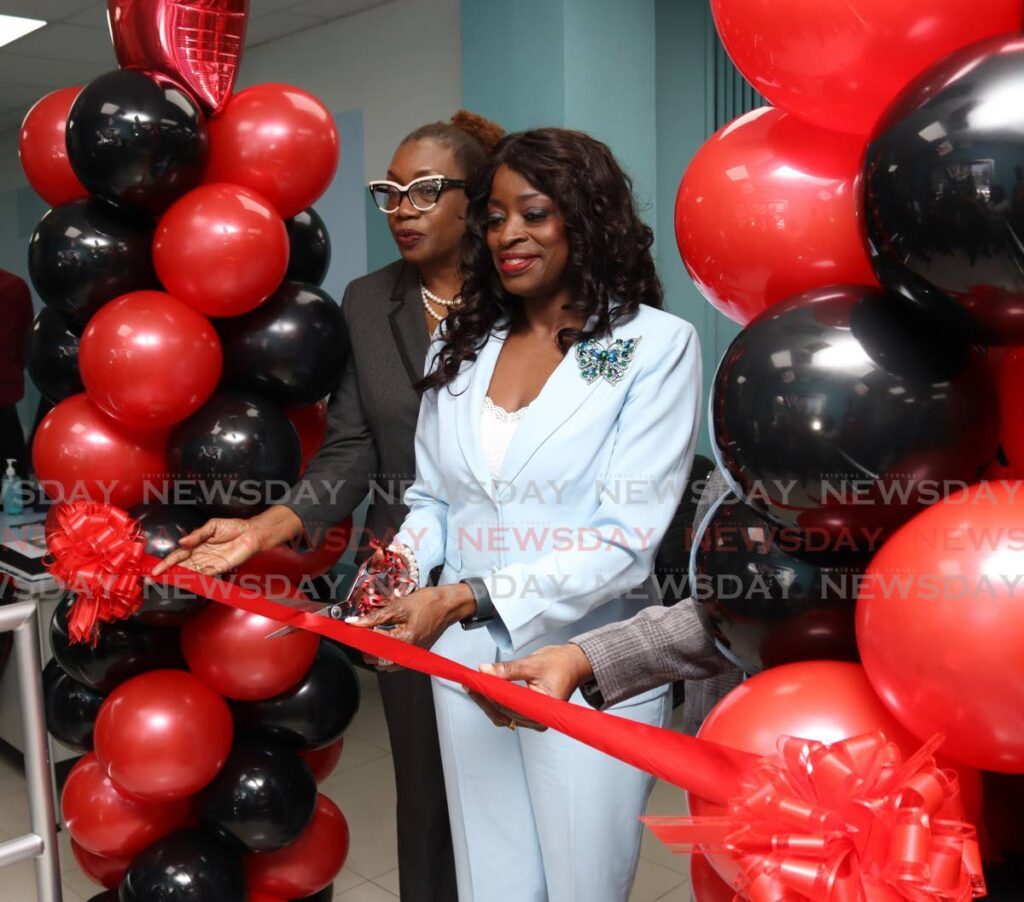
119 829 245 902
218 282 347 407
285 208 331 285
233 640 360 750
27 307 84 404
690 493 864 674
86 893 118 902
168 392 301 516
866 35 1024 345
67 69 207 214
28 198 159 323
50 593 184 693
43 657 105 752
712 284 998 546
128 503 208 625
197 741 317 852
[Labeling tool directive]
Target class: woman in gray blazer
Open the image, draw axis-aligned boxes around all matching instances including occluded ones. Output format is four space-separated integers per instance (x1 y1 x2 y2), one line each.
155 110 503 902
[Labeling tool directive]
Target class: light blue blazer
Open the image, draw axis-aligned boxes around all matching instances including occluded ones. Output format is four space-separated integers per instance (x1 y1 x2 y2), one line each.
394 304 702 675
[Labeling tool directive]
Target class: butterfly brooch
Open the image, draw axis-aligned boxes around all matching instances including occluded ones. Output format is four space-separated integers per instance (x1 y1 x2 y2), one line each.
575 337 642 385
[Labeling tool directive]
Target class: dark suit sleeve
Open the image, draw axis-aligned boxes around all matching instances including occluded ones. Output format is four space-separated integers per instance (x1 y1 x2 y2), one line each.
280 286 379 541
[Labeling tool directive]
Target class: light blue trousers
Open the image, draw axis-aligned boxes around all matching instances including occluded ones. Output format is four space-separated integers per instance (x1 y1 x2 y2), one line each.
432 678 672 902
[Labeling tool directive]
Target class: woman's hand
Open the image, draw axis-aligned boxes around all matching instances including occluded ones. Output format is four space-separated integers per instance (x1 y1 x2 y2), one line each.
346 583 477 669
150 517 264 578
472 644 596 731
150 506 303 579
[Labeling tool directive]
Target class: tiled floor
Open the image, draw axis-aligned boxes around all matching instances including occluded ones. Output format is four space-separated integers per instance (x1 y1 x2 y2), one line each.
0 669 693 901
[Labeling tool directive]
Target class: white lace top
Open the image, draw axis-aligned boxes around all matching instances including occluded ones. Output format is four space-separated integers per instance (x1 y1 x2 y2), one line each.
481 396 530 481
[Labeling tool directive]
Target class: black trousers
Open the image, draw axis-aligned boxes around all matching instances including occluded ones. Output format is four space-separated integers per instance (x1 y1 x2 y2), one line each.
0 405 28 483
377 667 459 902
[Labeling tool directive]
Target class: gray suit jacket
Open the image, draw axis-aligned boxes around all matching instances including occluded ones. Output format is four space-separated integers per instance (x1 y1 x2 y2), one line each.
282 260 430 561
571 467 744 733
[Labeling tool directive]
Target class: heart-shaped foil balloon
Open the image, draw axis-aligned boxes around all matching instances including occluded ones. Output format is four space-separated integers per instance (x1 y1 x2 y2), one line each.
107 0 248 114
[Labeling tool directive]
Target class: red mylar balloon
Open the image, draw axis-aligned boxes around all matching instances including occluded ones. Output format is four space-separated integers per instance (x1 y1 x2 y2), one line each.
237 515 353 584
711 0 1024 136
107 0 248 114
182 605 319 701
154 183 289 318
858 481 1024 773
690 853 735 902
205 84 340 219
32 394 169 509
678 107 876 324
62 753 191 858
71 839 131 889
19 87 87 207
94 669 233 801
299 738 344 783
245 794 349 898
692 661 982 887
79 291 222 429
286 400 328 476
248 895 287 902
999 348 1024 474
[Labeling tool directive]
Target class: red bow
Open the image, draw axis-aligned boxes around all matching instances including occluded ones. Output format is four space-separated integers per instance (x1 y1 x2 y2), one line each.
643 733 985 902
44 502 148 644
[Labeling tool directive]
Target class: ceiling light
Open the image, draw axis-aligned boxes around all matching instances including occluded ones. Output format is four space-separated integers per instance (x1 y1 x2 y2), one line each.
0 14 46 49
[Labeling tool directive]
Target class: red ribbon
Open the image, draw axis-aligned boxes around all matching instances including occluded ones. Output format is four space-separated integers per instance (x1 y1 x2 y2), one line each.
643 733 986 901
44 503 987 901
44 503 149 644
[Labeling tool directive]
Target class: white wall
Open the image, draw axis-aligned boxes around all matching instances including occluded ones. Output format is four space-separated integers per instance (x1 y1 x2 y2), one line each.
239 0 462 183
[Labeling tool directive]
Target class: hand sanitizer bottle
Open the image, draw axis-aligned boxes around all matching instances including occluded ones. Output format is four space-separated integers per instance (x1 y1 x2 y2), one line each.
2 459 23 516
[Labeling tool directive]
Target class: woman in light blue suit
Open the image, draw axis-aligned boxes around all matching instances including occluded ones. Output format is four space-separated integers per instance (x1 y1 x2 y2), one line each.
349 129 702 901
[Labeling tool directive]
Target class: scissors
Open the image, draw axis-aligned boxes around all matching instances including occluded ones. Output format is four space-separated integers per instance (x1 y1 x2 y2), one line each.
264 541 415 639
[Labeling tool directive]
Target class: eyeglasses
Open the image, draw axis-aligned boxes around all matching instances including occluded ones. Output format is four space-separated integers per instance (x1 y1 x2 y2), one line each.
368 176 466 213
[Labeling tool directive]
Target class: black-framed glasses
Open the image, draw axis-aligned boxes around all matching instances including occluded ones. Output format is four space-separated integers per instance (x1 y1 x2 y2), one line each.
368 176 466 213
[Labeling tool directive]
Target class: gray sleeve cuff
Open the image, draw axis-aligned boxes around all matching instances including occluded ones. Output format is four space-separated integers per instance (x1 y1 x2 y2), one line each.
570 601 729 709
459 576 497 629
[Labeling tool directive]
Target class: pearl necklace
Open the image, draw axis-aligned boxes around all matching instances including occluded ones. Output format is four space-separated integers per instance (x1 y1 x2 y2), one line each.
420 279 456 322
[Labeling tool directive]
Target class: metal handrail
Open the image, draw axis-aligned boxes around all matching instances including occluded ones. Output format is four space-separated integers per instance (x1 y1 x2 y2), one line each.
0 599 62 901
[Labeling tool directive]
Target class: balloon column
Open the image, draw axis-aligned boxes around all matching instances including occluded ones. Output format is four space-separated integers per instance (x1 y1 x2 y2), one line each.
677 2 1024 895
22 1 358 897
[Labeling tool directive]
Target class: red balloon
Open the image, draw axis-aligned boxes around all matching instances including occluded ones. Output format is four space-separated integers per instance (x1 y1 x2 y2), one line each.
107 0 248 114
690 853 735 902
286 400 328 476
19 87 88 207
32 394 168 509
711 0 1024 136
677 107 876 324
206 84 340 219
94 669 233 801
79 291 222 428
153 183 289 317
71 839 131 889
299 738 344 783
62 753 191 858
693 661 982 885
858 481 1024 772
999 349 1024 474
182 605 319 701
238 515 353 584
248 895 287 902
245 794 349 898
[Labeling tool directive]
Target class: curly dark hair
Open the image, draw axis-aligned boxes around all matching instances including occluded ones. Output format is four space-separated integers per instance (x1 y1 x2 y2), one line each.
417 128 663 393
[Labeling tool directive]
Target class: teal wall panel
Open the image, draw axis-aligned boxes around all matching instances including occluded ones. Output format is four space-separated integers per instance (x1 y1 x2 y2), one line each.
462 0 565 131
